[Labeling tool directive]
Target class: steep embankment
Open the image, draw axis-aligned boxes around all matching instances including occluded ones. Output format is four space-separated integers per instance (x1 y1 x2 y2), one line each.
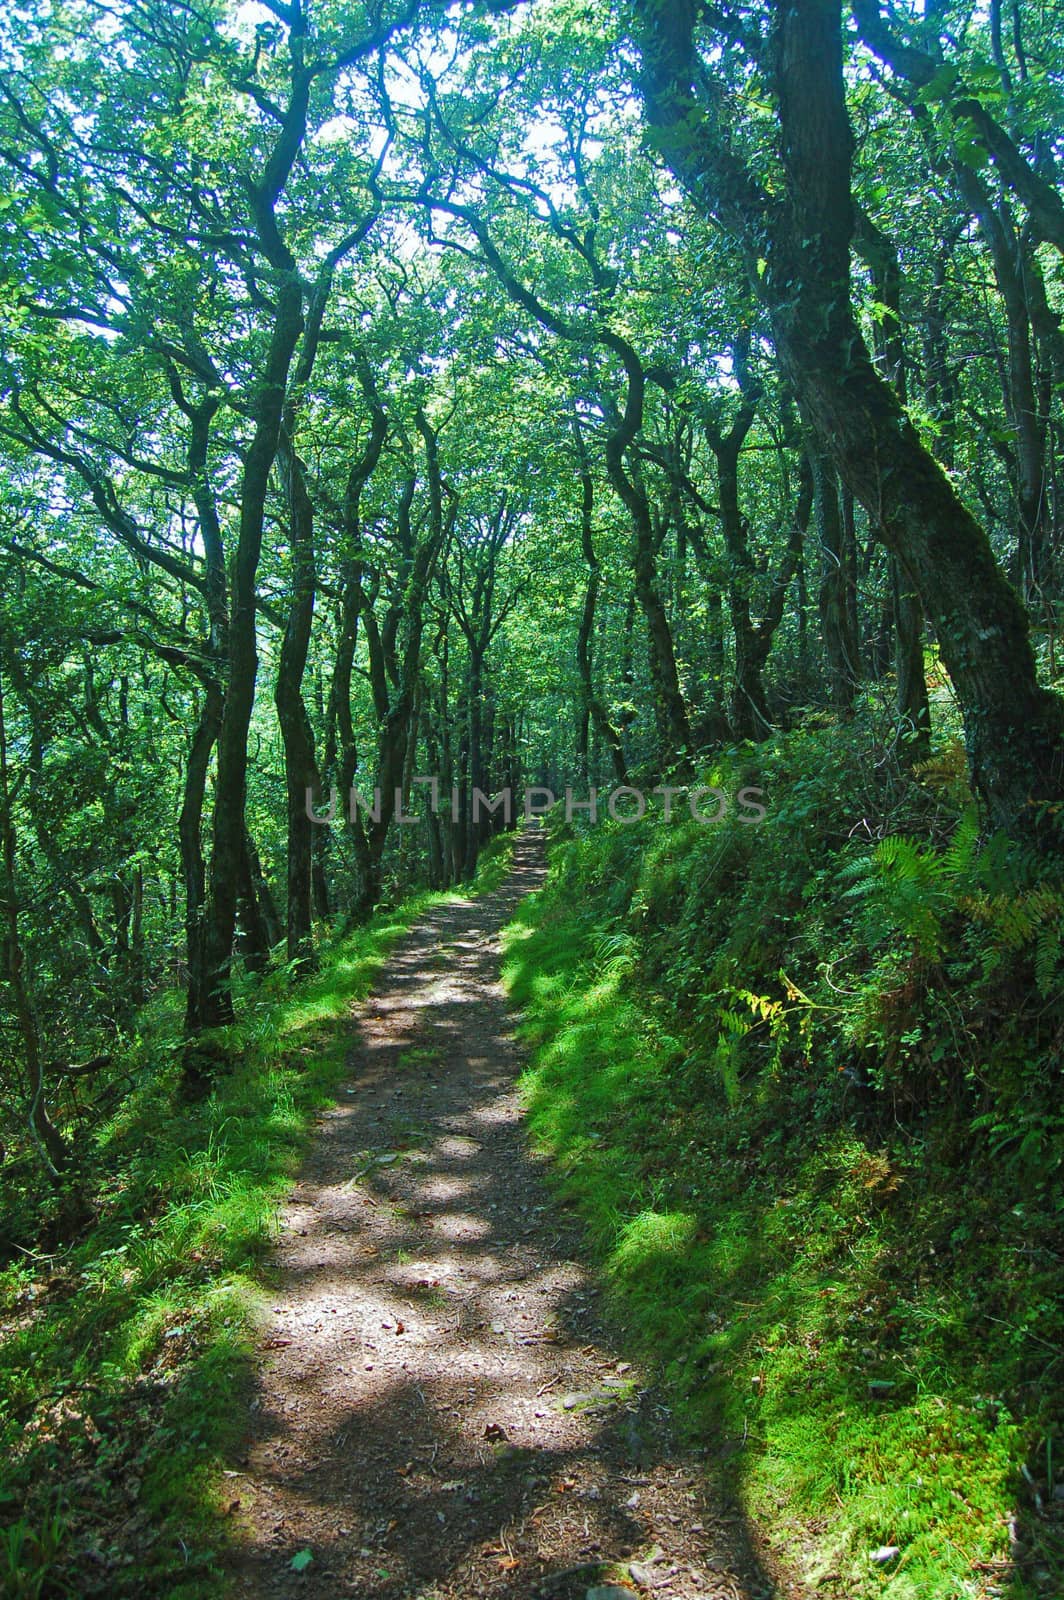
502 724 1064 1600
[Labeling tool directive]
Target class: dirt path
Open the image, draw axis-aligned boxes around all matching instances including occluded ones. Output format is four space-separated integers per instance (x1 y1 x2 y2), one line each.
227 832 771 1600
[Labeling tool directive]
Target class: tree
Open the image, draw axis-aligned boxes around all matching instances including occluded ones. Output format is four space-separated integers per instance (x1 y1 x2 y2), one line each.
634 0 1064 840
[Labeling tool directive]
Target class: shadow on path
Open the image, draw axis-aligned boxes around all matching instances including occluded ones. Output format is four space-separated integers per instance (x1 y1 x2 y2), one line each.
227 832 774 1599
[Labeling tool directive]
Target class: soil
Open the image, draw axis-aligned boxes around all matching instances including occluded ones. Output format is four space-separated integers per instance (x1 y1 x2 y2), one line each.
226 831 774 1600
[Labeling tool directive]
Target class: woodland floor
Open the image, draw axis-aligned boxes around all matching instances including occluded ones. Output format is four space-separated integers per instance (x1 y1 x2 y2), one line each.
225 831 775 1600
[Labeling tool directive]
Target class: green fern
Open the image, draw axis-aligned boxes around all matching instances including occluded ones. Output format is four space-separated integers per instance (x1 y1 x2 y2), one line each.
965 883 1064 996
710 1006 749 1105
592 928 639 982
843 834 949 956
842 813 1063 996
943 810 979 876
1035 920 1061 998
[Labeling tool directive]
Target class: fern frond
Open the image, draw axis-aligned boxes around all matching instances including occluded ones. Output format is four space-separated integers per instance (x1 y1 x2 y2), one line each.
1035 922 1062 998
943 810 979 880
592 928 639 980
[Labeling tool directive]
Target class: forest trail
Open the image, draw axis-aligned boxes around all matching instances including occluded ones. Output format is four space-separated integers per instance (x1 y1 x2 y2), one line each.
227 831 770 1600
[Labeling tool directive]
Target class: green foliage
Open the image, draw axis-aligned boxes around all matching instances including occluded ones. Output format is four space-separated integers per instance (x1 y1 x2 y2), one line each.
841 812 1064 995
0 886 443 1595
1 0 1063 1588
504 725 1064 1599
842 815 980 958
0 1506 71 1599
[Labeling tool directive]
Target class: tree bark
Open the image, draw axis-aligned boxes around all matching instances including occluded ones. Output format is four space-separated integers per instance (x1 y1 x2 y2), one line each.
812 444 858 715
182 679 224 1036
236 829 275 976
704 343 773 738
855 205 930 755
346 416 449 921
275 433 320 969
190 50 313 1053
573 417 628 783
955 167 1050 600
601 354 694 776
197 272 305 1033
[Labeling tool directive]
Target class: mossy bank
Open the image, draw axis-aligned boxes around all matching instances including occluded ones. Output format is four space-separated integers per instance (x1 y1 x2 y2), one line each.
503 721 1064 1600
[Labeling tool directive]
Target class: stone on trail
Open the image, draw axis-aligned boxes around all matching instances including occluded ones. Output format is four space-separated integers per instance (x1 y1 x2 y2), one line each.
628 1546 670 1586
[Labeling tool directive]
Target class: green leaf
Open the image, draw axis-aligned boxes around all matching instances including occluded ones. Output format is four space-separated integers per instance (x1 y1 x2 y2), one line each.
290 1550 313 1572
954 117 990 169
920 64 961 103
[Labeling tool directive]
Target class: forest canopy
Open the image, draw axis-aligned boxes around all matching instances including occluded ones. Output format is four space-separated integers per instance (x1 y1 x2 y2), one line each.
0 0 1061 1163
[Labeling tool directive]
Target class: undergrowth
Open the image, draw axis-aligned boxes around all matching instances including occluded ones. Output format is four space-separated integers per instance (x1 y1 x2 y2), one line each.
502 718 1064 1600
0 833 513 1598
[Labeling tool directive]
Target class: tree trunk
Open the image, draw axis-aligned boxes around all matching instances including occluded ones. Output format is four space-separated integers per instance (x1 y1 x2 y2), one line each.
464 651 484 879
197 272 305 1034
812 445 858 715
955 168 1050 601
855 202 930 753
709 423 771 739
236 830 274 976
182 680 224 1037
574 420 628 783
602 360 693 775
275 434 320 970
346 416 448 921
892 559 931 762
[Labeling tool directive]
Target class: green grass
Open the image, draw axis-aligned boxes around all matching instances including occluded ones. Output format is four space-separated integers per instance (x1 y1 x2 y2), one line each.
465 826 518 893
0 832 515 1597
501 747 1063 1600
